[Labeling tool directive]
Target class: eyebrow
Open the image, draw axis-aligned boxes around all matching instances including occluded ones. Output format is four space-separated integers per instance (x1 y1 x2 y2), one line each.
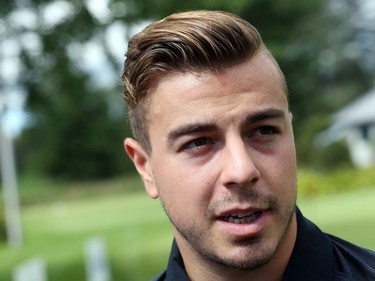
167 108 285 145
244 108 285 124
167 123 218 145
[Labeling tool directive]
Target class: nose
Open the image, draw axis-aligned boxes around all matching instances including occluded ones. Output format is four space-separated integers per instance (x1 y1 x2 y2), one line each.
220 137 260 188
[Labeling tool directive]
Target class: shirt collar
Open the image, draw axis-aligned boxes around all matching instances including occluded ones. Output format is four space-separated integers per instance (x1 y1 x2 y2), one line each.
163 239 190 281
283 207 335 281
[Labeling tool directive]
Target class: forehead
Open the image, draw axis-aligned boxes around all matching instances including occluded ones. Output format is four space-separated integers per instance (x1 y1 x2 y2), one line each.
147 52 288 133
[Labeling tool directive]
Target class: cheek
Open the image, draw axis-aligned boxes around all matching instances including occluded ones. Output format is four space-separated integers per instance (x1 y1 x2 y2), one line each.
277 148 297 198
260 141 297 188
153 161 214 209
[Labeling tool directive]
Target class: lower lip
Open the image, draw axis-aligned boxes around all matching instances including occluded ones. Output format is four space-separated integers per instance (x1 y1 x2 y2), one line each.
217 211 268 238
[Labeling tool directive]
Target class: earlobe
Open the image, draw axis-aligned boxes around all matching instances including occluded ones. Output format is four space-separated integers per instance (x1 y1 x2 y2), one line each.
124 138 159 199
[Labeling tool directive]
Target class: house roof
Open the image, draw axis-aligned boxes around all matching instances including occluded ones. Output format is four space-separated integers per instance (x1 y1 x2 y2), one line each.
315 87 375 146
330 88 375 131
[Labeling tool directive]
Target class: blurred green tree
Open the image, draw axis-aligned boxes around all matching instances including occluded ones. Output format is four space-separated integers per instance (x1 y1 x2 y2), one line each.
1 0 132 179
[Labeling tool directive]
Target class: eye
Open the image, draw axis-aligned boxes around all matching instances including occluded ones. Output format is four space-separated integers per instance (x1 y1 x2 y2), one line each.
252 126 279 137
185 137 213 149
179 137 216 153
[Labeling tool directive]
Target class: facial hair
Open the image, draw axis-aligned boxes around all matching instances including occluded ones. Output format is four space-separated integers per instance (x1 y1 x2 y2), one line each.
159 187 297 271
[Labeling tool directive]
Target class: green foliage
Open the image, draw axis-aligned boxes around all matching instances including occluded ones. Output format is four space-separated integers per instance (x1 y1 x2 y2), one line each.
313 141 352 169
2 0 133 180
298 167 375 197
296 114 352 169
20 91 132 179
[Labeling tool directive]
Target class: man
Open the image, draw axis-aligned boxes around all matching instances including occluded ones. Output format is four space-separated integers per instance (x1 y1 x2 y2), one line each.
122 10 375 281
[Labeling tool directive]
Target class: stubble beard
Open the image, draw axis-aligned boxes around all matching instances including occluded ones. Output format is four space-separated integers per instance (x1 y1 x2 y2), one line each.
160 190 297 272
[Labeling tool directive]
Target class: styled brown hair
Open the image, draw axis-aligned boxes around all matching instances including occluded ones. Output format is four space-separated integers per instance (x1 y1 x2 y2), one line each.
122 10 274 153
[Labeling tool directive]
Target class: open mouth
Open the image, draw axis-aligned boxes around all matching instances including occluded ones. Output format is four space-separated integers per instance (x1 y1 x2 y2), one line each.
221 211 262 224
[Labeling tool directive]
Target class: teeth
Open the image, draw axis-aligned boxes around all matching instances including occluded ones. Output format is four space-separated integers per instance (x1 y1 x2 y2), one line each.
223 211 261 224
229 211 255 218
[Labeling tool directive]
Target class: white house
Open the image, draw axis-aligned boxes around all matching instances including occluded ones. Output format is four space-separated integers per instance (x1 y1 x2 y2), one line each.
316 88 375 168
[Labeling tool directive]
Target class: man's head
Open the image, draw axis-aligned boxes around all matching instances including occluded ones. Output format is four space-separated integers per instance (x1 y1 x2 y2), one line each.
123 10 296 280
122 10 286 154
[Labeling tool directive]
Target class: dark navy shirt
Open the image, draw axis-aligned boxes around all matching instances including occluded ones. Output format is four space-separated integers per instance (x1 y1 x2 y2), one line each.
152 208 375 281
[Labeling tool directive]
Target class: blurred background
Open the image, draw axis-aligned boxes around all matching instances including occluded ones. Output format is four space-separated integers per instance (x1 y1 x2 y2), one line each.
1 0 375 280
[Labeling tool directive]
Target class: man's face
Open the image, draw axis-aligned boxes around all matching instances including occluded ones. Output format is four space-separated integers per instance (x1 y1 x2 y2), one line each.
126 52 297 271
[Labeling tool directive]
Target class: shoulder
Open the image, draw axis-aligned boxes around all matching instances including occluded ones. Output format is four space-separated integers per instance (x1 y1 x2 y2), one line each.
291 208 375 280
327 234 375 279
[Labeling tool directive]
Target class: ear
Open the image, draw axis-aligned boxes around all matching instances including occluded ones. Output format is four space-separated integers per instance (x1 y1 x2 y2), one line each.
124 138 159 199
289 112 293 121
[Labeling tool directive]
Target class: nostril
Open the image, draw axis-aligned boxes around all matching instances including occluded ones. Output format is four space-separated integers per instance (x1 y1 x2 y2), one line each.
251 177 259 184
224 173 259 189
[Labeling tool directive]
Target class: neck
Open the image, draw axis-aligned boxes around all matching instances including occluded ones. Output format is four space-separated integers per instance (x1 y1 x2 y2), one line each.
176 214 297 281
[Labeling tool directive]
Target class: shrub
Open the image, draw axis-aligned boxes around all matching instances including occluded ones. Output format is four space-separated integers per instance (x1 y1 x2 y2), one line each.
298 167 375 197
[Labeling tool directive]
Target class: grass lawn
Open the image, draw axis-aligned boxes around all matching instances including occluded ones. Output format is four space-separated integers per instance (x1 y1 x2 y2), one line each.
298 188 375 250
0 188 173 281
0 178 374 281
